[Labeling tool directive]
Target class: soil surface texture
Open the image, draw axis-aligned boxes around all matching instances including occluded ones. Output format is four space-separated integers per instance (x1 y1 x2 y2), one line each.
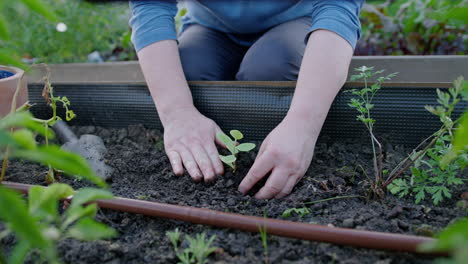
3 125 467 264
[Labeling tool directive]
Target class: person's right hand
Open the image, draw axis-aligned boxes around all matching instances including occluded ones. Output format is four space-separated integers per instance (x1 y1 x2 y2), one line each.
161 106 225 182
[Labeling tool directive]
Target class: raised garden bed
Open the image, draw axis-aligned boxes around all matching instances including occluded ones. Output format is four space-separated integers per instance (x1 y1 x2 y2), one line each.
4 125 466 263
2 57 467 263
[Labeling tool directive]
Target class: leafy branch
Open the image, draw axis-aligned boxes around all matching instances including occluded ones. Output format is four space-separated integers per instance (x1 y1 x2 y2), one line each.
0 184 116 263
387 76 467 205
348 66 397 196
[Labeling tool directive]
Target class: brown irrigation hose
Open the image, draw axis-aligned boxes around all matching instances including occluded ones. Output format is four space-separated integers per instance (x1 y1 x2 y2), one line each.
2 181 445 255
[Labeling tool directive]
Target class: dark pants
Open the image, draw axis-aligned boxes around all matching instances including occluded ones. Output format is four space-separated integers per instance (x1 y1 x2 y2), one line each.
178 17 312 81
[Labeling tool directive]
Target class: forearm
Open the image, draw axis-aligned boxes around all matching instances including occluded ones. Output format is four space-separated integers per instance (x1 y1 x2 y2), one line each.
137 40 195 124
287 29 353 136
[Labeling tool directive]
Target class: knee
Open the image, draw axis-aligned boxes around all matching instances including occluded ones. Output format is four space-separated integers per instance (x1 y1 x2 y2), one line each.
179 48 211 81
236 41 303 81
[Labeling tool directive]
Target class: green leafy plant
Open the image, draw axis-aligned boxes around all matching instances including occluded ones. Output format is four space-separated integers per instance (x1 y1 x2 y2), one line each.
349 68 467 204
167 231 217 264
258 224 269 264
1 67 96 186
166 228 182 251
442 109 468 165
357 0 467 55
2 0 130 65
388 77 467 205
217 130 255 172
34 68 76 183
281 207 310 218
348 66 397 196
0 110 105 187
0 183 116 263
419 217 468 264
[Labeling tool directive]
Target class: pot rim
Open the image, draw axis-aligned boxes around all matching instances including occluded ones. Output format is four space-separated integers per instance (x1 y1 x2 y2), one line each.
0 65 25 82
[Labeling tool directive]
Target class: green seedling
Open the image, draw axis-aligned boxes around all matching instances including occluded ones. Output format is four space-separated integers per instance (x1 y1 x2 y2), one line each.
350 68 467 204
166 228 182 251
258 224 269 264
282 207 310 218
217 130 255 172
36 67 76 184
185 233 217 264
1 66 82 185
348 66 397 196
387 77 467 205
0 184 116 264
167 231 217 264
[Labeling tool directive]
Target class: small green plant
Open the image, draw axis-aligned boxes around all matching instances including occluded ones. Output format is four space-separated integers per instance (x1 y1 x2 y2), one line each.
0 183 116 263
166 231 217 264
258 224 269 264
216 130 255 172
1 67 80 184
0 110 104 187
348 66 397 196
166 228 181 251
37 68 76 183
281 207 310 218
388 77 467 205
419 217 468 264
349 68 467 204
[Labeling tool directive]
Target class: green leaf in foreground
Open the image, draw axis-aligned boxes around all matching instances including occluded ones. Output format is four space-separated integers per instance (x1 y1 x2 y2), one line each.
70 188 113 209
19 0 59 22
11 129 37 150
12 145 106 187
0 111 53 138
0 185 48 247
0 48 27 69
29 184 74 220
419 218 468 264
0 14 9 40
67 218 117 241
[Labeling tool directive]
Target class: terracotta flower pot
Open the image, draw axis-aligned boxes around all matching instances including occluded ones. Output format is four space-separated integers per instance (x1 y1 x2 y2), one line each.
0 65 28 118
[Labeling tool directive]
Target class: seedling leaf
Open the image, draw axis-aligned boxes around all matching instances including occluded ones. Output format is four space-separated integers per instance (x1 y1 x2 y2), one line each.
236 143 256 152
230 130 243 140
219 155 236 164
216 133 236 154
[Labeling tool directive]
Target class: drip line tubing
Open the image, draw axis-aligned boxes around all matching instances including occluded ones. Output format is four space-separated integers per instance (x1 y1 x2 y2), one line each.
2 181 446 256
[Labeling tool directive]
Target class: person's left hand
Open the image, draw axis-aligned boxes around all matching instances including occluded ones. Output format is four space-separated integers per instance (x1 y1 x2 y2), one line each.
238 115 319 199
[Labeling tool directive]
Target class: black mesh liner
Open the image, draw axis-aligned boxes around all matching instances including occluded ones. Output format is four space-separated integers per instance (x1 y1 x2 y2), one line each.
28 82 467 145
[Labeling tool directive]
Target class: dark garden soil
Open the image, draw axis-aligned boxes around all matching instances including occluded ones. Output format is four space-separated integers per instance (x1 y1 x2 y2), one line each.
3 125 467 264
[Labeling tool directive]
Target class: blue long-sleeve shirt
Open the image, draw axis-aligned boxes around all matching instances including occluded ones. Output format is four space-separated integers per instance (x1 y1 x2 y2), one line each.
129 0 364 52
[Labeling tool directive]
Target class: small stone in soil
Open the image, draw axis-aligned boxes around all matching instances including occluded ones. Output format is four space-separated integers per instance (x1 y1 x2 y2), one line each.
226 179 234 188
227 198 236 206
342 218 355 228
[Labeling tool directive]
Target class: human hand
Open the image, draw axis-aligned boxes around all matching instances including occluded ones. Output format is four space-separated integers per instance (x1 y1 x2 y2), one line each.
238 115 318 199
161 106 225 182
